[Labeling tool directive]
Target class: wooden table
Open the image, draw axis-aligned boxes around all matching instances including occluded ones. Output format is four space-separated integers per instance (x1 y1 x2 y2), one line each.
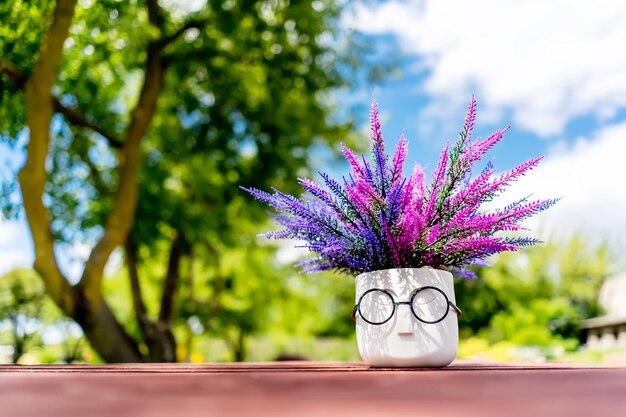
1 362 625 416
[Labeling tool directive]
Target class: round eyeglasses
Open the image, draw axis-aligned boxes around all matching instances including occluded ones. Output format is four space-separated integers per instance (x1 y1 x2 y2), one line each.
352 286 462 325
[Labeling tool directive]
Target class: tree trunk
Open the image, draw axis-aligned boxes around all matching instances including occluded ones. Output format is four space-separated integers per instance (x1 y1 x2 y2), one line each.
125 235 178 363
144 324 177 363
72 289 143 363
11 316 24 364
230 327 247 362
18 0 142 363
144 231 185 362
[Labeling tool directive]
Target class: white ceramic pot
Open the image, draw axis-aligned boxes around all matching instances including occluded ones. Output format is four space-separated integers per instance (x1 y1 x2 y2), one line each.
354 267 459 367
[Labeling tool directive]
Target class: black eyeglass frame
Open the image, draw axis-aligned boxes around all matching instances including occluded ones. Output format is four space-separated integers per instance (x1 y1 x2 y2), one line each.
352 286 462 325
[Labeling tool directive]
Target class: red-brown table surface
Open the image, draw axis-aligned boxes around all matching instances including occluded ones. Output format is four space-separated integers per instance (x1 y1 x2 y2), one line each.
1 361 625 417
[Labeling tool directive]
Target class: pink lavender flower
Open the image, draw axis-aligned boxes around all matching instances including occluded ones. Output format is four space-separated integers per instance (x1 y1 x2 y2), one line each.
242 97 557 278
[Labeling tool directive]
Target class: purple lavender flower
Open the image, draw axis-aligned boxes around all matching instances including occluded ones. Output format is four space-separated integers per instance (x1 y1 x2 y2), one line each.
242 97 556 277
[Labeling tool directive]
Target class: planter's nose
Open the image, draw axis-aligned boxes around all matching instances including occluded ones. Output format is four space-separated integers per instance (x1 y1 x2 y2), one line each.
395 304 415 336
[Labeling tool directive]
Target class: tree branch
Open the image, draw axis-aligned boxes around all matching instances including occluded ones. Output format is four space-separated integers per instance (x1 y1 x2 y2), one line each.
162 18 209 46
71 130 113 196
1 59 123 149
79 1 167 293
147 0 161 27
124 236 151 331
0 60 27 87
17 0 77 315
52 97 123 148
159 231 184 324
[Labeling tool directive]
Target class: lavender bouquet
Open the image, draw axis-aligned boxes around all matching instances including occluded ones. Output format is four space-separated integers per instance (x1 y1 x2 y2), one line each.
243 97 557 279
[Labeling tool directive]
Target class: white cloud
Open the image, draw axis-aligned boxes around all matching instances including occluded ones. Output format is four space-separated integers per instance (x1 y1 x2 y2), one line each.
345 0 626 137
500 121 626 247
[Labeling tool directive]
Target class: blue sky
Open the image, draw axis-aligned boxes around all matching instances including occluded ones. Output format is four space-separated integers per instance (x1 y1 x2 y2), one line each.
2 0 626 275
344 0 626 254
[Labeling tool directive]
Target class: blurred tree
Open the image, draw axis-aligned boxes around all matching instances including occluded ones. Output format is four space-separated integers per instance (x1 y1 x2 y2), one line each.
0 269 47 363
0 268 87 364
0 0 373 362
455 234 614 347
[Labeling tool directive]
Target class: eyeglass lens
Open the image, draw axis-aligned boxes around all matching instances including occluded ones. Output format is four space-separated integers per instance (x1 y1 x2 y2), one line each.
358 290 395 325
411 287 449 323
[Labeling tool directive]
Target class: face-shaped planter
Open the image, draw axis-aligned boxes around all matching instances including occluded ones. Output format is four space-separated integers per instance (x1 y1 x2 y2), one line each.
354 267 460 367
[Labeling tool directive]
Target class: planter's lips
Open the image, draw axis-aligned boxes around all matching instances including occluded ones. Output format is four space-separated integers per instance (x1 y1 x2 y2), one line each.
355 266 450 276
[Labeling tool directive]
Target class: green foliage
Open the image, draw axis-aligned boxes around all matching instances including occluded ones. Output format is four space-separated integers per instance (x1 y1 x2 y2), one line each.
487 298 581 348
455 234 614 351
131 0 357 251
0 268 45 319
0 0 53 139
2 0 366 242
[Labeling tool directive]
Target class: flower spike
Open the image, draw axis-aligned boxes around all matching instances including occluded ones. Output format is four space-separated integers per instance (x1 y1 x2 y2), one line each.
243 97 555 278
